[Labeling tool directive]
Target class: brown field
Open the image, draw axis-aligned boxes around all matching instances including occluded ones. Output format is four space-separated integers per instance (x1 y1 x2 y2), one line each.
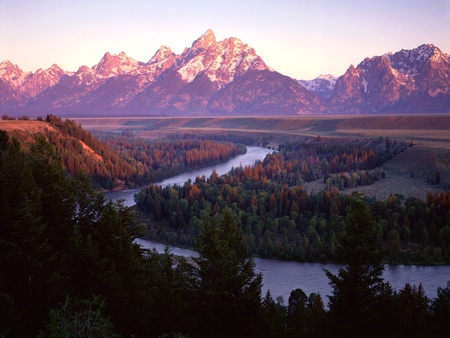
3 115 450 201
0 120 55 133
73 114 450 146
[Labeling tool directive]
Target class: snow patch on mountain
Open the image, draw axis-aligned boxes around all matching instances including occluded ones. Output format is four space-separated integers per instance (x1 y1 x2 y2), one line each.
361 77 368 93
93 52 141 78
298 74 337 99
178 55 205 82
299 74 337 90
148 46 173 64
0 61 31 87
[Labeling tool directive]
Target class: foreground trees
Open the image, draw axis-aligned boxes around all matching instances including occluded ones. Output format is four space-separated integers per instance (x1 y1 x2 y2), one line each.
325 194 394 337
2 129 450 337
0 132 148 336
1 131 265 337
194 207 263 337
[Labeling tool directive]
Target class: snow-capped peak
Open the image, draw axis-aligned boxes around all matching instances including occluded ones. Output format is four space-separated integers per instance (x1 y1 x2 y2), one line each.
383 44 448 76
19 63 70 97
177 33 269 85
298 74 337 90
317 74 338 82
76 65 91 74
192 29 216 51
182 29 217 61
149 45 173 64
93 52 140 78
0 60 30 87
31 64 66 78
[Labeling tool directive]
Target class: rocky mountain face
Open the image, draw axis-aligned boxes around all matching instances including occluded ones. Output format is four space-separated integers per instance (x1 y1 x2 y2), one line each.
328 44 450 114
0 61 71 109
0 30 321 116
0 31 449 116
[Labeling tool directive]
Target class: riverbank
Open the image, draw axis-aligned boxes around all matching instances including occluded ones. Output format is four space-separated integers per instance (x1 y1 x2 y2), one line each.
105 146 274 207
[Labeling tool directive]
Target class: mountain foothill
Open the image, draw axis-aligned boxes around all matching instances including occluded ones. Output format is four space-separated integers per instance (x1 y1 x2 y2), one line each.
1 29 449 116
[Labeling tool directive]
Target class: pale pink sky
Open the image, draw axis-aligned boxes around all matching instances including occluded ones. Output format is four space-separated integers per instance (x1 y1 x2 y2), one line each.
1 0 449 79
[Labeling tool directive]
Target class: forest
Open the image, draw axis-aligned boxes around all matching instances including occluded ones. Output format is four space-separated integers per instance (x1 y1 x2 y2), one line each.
1 119 450 337
96 131 247 185
0 115 450 337
5 114 246 190
136 136 450 264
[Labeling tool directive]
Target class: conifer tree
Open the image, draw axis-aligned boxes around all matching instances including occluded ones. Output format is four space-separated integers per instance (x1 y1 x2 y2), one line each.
193 207 263 337
324 193 391 337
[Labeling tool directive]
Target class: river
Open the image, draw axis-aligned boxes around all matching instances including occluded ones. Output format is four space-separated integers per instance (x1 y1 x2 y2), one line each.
107 146 450 302
135 238 450 303
104 146 274 207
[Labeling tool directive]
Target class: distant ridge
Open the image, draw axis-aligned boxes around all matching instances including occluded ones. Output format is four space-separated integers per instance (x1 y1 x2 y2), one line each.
1 30 449 116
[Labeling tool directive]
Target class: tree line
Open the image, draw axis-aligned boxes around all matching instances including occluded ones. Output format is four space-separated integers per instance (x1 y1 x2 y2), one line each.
270 136 404 186
97 131 246 184
5 115 246 190
136 158 450 265
1 130 450 337
47 115 247 189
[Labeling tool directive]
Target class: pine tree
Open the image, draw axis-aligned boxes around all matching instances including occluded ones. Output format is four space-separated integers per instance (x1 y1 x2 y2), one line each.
430 281 450 337
324 193 391 337
394 283 430 337
193 207 263 337
287 288 308 337
260 290 287 337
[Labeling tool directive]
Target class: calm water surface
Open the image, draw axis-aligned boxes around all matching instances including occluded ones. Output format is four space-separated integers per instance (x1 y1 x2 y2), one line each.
104 146 274 207
135 238 450 303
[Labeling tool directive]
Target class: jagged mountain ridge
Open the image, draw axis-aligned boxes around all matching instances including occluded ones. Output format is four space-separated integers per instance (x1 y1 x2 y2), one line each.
329 44 450 114
0 30 321 116
0 30 449 116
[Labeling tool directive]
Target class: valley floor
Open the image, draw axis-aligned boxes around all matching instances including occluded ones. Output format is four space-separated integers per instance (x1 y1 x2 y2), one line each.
71 114 450 201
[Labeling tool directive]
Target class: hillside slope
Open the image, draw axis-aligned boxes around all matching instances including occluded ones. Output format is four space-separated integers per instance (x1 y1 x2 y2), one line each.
0 116 140 190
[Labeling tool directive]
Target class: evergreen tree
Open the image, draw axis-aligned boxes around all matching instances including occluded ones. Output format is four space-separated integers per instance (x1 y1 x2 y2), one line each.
286 288 308 337
0 134 71 335
145 246 198 336
324 193 391 337
0 132 150 337
260 290 287 337
394 283 430 337
430 281 450 337
193 207 263 337
305 293 326 338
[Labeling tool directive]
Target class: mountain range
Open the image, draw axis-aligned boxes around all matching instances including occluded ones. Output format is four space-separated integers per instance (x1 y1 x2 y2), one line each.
1 29 449 117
